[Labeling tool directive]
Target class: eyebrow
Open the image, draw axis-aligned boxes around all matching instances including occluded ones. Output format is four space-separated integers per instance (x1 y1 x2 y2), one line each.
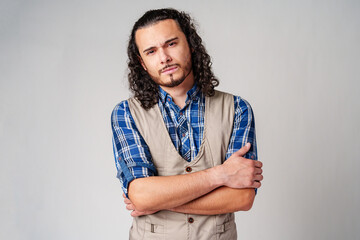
142 37 179 53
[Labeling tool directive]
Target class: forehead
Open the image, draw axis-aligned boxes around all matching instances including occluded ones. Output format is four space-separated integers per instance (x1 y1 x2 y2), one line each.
135 19 186 51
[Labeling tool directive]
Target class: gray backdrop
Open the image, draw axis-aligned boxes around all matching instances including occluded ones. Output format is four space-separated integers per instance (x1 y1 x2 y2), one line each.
1 0 359 239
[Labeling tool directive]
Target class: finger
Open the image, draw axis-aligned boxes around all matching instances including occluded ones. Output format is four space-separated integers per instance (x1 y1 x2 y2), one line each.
126 203 135 211
254 174 263 182
124 198 131 204
130 210 138 217
122 193 126 198
252 181 262 188
254 160 263 168
131 210 143 217
235 143 251 157
254 168 263 175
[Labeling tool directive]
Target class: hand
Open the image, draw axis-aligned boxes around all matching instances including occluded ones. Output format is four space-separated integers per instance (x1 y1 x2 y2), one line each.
123 193 158 217
217 143 263 189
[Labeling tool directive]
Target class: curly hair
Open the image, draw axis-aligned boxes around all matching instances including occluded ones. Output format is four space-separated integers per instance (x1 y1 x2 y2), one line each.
127 8 219 109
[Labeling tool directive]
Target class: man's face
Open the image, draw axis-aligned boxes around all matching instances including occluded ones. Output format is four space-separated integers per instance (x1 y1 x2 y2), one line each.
135 19 193 88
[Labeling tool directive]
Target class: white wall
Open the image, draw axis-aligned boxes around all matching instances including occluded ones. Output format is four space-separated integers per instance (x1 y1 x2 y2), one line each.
1 0 359 239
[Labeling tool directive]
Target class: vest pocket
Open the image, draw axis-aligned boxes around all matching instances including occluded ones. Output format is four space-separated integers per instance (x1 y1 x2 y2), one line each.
143 221 164 240
216 220 237 240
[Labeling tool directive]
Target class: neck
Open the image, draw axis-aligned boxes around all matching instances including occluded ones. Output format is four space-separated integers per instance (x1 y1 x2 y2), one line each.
161 71 194 109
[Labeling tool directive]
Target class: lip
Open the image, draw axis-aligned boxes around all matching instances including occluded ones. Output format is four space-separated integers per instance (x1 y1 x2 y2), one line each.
161 66 178 75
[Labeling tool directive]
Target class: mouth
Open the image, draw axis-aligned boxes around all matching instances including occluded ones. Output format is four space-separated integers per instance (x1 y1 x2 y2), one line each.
161 65 179 75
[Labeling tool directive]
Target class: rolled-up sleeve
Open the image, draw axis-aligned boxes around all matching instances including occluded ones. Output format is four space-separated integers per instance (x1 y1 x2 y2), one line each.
225 96 257 160
226 96 258 193
111 100 157 197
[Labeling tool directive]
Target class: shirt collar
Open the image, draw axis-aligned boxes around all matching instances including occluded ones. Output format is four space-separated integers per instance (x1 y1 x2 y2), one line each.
158 84 201 105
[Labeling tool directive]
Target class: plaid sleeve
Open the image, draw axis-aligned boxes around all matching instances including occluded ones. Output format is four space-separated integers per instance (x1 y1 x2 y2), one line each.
111 100 157 197
225 96 257 161
226 96 258 194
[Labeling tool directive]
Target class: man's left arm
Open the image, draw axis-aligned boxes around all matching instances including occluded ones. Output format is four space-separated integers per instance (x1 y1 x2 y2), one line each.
125 96 260 216
125 152 259 216
126 185 256 217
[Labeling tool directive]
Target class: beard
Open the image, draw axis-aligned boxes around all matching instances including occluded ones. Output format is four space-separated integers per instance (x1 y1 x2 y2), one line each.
148 66 192 88
156 68 191 88
161 70 189 87
149 54 193 88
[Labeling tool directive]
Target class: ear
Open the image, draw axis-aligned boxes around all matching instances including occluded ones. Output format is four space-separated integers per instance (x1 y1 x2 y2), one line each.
138 55 147 71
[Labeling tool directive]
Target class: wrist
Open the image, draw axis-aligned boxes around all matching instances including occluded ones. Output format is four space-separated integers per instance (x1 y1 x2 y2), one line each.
206 165 225 188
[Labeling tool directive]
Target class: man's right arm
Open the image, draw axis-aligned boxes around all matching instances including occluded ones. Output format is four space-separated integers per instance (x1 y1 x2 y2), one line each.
111 101 157 198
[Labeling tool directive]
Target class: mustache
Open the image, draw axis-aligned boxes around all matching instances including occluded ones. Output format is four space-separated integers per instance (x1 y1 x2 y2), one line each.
159 64 179 74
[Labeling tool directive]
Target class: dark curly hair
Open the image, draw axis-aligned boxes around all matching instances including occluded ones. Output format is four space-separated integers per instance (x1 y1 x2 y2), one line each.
127 8 219 109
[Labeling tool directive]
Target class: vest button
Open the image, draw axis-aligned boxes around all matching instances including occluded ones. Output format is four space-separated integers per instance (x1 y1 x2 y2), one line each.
185 167 192 173
188 217 194 223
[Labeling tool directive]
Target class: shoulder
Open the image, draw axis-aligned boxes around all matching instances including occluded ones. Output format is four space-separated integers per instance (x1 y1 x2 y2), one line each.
111 99 133 124
111 99 129 115
233 95 254 116
213 90 254 114
213 89 233 99
210 90 235 106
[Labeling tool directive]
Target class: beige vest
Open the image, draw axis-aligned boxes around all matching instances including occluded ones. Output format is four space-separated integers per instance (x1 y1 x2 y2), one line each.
127 90 236 240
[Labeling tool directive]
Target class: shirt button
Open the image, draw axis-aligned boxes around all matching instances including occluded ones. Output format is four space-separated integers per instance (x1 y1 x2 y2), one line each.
251 155 255 160
185 167 192 173
188 217 194 223
182 133 185 137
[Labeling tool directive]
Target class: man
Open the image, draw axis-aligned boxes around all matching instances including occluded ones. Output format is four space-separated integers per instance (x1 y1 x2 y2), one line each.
111 8 263 240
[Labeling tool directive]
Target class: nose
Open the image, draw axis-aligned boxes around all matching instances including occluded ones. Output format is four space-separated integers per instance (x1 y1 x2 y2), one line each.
159 48 172 64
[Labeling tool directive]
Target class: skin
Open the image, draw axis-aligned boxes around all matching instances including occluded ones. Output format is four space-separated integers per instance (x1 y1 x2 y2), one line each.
125 19 264 217
136 19 194 108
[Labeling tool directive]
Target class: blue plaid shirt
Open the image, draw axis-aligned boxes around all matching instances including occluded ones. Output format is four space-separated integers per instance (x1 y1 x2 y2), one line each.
111 85 257 196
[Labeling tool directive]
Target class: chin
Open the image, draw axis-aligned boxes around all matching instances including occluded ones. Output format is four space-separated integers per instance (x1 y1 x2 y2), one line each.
158 73 186 88
161 79 185 88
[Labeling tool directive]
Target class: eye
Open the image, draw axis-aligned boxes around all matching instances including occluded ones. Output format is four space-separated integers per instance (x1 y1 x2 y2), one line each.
146 50 155 56
168 41 177 47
